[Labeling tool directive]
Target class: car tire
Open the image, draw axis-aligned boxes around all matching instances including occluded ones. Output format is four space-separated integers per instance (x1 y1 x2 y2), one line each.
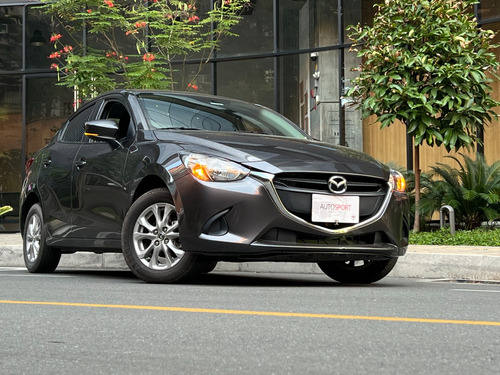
317 258 398 284
23 203 61 273
122 188 201 283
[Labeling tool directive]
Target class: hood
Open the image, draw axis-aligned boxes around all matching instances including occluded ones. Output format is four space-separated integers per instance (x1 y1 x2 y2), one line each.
154 131 389 179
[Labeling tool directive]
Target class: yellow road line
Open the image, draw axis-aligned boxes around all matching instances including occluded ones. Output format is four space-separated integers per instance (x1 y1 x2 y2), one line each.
1 300 499 326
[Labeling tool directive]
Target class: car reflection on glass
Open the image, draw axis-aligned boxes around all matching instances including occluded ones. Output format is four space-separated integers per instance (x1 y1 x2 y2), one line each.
20 90 409 284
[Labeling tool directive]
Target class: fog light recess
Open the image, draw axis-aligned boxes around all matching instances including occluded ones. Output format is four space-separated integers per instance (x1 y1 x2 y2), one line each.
201 209 230 236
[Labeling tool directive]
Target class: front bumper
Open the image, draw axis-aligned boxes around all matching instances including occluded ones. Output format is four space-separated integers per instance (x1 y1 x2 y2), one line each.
173 170 409 262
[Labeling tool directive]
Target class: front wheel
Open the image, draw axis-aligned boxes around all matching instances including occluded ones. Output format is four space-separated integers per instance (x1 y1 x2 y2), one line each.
122 189 201 283
23 203 61 273
317 258 398 284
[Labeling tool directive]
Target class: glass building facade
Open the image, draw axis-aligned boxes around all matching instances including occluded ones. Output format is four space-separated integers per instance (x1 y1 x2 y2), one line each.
0 0 499 231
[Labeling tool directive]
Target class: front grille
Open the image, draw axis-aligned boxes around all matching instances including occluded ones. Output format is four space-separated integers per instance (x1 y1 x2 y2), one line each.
274 172 385 194
273 172 388 229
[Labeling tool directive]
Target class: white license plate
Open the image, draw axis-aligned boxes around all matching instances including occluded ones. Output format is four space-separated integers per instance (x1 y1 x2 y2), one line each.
311 194 360 223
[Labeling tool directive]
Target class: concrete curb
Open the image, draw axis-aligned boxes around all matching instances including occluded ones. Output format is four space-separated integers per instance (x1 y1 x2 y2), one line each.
1 234 500 281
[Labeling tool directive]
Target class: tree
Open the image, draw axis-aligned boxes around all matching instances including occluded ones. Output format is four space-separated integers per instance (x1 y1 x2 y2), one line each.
346 0 500 231
43 0 250 101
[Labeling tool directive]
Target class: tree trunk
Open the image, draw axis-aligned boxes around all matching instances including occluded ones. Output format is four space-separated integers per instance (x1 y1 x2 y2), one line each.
413 144 421 232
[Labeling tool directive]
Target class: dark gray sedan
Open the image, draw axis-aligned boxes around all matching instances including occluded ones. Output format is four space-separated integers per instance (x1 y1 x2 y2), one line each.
20 90 409 284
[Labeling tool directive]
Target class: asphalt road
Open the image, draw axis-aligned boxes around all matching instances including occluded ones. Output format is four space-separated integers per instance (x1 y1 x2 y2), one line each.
0 267 499 375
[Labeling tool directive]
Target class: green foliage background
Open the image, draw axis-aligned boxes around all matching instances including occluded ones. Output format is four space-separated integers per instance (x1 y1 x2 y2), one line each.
43 0 250 100
346 0 500 151
410 228 500 246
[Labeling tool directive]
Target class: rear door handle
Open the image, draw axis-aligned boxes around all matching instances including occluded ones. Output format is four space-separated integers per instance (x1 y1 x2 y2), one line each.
75 157 87 169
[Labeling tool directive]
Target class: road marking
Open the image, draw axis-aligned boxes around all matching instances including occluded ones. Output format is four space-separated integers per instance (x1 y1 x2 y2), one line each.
0 268 72 278
0 274 73 278
0 267 26 271
452 289 500 293
1 300 499 327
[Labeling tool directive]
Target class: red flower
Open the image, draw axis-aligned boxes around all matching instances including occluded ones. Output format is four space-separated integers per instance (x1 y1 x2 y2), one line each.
49 33 62 43
143 52 155 62
104 0 114 7
50 63 58 70
87 9 92 13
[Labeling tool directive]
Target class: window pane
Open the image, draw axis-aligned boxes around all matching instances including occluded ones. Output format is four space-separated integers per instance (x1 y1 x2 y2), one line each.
279 0 339 51
216 58 275 109
218 0 273 57
344 49 363 151
307 50 340 143
0 6 23 70
0 75 22 231
344 0 362 37
171 62 211 93
479 0 500 21
26 6 52 70
279 55 300 127
293 48 362 150
26 77 74 157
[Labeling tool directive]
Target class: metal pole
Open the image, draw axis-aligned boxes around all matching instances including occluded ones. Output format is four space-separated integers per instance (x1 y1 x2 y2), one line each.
338 0 345 146
273 0 280 112
210 0 217 95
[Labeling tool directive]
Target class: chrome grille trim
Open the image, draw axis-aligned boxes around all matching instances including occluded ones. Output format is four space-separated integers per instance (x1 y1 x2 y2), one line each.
250 171 392 235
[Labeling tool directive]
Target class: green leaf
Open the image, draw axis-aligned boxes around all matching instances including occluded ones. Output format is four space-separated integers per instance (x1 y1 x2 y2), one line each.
0 206 13 217
422 114 432 126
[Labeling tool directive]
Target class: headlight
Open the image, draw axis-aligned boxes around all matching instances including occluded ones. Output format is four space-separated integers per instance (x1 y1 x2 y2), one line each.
388 169 406 193
182 153 250 182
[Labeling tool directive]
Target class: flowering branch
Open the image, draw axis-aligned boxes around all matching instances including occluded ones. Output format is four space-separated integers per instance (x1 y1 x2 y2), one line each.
41 0 250 101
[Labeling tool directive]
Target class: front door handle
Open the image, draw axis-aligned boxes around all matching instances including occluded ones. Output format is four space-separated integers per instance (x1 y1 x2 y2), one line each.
75 157 87 169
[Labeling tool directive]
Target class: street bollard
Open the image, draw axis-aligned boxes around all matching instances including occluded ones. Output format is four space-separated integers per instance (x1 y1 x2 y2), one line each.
439 205 456 236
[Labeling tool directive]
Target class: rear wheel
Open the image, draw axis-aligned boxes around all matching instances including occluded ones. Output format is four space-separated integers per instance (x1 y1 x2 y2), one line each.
23 204 61 273
318 258 398 284
122 188 202 283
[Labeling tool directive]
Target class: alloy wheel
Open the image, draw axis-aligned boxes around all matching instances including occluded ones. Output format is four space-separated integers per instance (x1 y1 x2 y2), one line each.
25 213 42 263
132 202 184 270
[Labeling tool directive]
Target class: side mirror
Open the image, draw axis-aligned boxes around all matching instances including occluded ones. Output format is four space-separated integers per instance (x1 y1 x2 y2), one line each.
84 120 122 149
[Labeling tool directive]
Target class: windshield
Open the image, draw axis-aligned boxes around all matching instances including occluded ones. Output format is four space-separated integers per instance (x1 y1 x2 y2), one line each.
137 93 309 139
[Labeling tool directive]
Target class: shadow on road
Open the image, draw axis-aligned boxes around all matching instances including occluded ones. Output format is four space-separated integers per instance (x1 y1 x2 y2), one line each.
50 268 402 288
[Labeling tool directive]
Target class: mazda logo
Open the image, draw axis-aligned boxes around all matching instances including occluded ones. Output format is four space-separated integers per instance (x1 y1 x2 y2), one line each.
328 176 347 194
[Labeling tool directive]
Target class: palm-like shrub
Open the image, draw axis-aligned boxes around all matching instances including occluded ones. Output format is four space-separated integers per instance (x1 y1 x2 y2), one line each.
419 154 500 230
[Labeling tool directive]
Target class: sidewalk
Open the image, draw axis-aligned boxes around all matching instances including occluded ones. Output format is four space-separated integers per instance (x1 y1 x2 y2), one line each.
2 233 500 281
